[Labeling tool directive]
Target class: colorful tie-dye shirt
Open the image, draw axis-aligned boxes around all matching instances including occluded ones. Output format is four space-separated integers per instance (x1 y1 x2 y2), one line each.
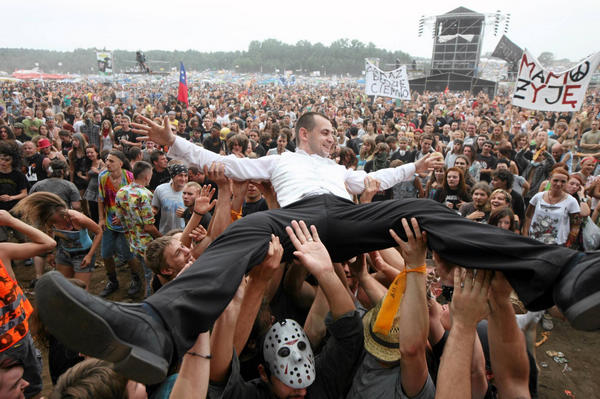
98 169 133 232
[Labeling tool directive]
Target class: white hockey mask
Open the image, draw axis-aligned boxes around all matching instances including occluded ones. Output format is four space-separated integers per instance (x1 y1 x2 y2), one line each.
263 319 316 389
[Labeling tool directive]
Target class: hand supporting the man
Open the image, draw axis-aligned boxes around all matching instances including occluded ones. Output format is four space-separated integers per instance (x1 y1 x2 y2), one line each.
286 220 355 319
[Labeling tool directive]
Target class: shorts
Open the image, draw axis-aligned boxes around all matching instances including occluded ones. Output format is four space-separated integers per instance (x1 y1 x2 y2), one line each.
0 333 43 398
55 248 96 273
101 228 134 261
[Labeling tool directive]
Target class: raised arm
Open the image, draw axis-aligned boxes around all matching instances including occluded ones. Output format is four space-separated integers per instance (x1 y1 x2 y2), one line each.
286 220 355 319
0 210 56 279
390 218 430 397
345 152 443 194
132 114 275 181
487 272 531 399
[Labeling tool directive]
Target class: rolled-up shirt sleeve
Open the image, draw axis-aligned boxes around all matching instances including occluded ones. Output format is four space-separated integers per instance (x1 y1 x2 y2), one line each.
344 163 417 194
168 136 276 181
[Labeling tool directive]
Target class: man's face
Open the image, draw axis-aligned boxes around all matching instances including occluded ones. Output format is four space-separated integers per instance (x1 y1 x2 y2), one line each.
0 367 29 399
246 183 261 201
182 186 199 207
22 142 36 157
155 155 168 170
552 146 563 160
592 121 599 131
482 143 492 155
172 172 188 191
163 238 192 272
304 116 335 157
467 124 476 136
105 154 123 173
248 131 259 141
268 375 307 399
277 135 287 149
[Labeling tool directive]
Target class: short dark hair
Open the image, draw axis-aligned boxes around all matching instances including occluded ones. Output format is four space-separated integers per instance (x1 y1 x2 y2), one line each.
49 159 68 177
108 149 131 171
127 146 142 162
133 161 152 180
0 141 21 168
294 112 330 145
150 150 165 165
493 169 514 188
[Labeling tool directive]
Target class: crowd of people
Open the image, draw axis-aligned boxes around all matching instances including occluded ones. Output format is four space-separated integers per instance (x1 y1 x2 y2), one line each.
0 78 599 399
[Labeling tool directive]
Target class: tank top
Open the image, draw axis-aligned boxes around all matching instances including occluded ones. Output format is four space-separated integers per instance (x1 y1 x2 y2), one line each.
52 217 93 253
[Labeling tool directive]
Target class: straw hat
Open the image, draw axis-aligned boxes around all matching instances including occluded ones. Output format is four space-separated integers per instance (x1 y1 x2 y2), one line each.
362 300 401 363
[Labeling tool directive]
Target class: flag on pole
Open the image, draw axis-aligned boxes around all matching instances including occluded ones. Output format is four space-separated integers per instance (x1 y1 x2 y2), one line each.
177 62 188 106
444 86 449 94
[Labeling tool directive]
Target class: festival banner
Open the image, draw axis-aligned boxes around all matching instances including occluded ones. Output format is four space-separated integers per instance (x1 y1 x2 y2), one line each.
491 35 523 72
96 51 113 75
511 49 600 112
365 60 410 100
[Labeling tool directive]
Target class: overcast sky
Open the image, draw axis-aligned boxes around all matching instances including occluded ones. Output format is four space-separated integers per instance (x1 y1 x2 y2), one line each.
2 0 598 61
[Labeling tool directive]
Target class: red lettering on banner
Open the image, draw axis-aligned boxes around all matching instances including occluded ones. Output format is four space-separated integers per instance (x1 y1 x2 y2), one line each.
545 71 568 85
562 85 581 108
519 53 537 78
530 83 547 103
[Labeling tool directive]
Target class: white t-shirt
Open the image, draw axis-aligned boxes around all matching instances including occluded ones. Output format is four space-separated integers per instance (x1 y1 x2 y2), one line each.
152 182 185 234
528 192 580 245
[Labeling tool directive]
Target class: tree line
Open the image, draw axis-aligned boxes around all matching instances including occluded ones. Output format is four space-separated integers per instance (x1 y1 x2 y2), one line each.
0 39 412 76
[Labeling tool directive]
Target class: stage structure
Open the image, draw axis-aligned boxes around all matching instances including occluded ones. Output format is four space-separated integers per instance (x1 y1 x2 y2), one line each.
411 7 510 96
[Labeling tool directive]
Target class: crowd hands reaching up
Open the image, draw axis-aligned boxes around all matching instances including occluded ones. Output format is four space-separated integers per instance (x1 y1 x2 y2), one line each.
1 79 599 398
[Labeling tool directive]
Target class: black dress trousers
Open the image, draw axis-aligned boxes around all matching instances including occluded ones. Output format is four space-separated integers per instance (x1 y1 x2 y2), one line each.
146 195 580 358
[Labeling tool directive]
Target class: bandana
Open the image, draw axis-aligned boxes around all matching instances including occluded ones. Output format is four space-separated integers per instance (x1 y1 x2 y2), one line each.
168 164 188 178
263 319 315 389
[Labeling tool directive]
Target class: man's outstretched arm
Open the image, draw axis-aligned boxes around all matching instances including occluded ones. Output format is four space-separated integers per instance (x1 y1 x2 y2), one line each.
132 114 274 181
345 152 443 194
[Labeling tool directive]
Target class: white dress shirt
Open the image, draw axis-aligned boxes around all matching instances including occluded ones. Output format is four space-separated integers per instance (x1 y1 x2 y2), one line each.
168 137 416 208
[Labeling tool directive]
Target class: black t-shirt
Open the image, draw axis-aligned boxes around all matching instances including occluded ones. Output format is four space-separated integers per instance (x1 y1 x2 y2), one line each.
203 137 222 154
0 170 28 210
476 153 498 183
390 150 416 164
242 198 268 216
148 168 171 192
24 153 47 186
182 207 212 228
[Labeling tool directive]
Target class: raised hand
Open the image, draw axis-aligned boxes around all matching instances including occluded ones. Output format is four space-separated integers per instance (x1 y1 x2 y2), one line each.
389 217 427 268
451 268 492 328
204 162 229 188
249 234 284 283
360 176 381 204
131 114 176 147
285 220 332 278
194 186 216 215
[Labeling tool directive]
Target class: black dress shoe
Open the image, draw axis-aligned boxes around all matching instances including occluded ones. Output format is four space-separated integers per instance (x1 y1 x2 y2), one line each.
35 271 173 384
554 252 600 331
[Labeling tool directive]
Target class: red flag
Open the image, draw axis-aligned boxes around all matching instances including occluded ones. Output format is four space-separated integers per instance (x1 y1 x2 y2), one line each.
444 86 449 94
177 62 188 106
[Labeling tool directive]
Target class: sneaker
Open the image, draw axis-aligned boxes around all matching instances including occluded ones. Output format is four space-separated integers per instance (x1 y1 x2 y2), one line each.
99 280 119 297
542 312 554 331
127 277 141 297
